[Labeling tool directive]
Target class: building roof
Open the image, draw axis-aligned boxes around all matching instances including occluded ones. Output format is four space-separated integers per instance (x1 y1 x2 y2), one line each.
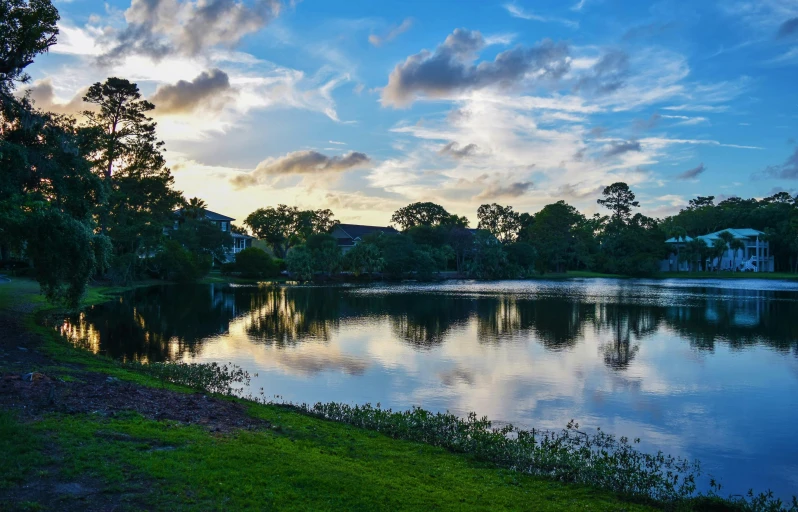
334 224 399 240
174 208 235 222
666 228 765 244
699 228 764 241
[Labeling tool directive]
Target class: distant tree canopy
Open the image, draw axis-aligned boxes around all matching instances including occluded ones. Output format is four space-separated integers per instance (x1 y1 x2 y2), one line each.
477 203 520 244
390 202 466 230
245 205 338 259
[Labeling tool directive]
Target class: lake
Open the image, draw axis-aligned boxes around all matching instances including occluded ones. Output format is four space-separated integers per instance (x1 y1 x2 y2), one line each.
59 278 798 499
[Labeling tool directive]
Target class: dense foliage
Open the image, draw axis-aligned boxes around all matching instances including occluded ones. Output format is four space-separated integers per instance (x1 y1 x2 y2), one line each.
0 0 229 304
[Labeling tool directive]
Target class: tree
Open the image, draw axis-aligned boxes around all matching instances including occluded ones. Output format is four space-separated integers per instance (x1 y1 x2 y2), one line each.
476 203 521 244
522 201 585 273
505 242 537 275
244 205 301 258
233 247 278 278
79 77 181 282
717 231 735 271
467 230 509 279
183 197 207 219
306 233 342 274
597 182 639 222
711 238 728 272
244 205 337 258
286 245 314 281
391 202 452 230
297 208 338 240
82 78 157 182
669 226 688 271
0 0 107 305
343 242 384 276
729 238 745 272
0 0 59 96
171 216 232 263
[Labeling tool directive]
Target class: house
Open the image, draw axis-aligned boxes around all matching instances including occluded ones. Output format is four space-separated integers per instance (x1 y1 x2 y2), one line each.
330 224 399 254
172 208 254 263
662 228 773 272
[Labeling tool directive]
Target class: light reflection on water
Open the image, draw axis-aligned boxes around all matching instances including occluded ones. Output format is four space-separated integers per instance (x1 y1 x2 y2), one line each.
60 279 798 499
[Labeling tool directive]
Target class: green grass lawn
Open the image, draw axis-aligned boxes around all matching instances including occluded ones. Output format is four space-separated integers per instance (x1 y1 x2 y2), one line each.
0 408 656 511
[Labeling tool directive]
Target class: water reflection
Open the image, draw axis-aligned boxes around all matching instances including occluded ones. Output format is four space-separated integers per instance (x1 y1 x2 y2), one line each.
60 281 798 363
58 279 798 499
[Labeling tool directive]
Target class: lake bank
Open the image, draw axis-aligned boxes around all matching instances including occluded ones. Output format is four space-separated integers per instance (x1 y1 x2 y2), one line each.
2 277 796 511
0 277 659 511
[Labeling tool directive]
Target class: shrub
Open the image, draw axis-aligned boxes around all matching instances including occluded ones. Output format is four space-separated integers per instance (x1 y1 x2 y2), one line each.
154 240 211 282
234 247 279 278
286 245 314 280
125 361 250 395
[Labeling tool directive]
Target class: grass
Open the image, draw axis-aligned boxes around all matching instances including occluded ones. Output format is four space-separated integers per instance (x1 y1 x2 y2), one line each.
4 409 654 511
651 271 798 280
0 277 657 511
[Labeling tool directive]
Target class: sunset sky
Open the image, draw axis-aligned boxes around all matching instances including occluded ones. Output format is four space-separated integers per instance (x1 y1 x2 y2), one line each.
24 0 798 226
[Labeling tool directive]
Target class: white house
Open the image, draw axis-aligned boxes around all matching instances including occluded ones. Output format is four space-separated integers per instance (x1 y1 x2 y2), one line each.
662 228 773 272
330 224 399 254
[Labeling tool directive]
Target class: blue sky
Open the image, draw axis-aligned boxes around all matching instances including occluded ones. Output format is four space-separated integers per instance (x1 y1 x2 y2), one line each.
25 0 798 225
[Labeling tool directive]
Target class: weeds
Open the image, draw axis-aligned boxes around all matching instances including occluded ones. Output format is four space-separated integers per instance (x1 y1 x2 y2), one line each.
124 361 250 395
282 402 797 511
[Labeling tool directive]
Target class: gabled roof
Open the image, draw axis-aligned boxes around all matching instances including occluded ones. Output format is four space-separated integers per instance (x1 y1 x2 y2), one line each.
334 224 399 240
665 228 765 244
174 209 235 222
699 228 764 241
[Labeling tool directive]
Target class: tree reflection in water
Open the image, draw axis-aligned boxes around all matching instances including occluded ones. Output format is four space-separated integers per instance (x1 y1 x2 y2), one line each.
59 282 798 365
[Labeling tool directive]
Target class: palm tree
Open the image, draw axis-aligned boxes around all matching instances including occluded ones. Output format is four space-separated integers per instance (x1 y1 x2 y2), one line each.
184 197 207 220
711 237 729 272
729 238 745 272
717 231 735 271
669 226 688 271
685 238 708 272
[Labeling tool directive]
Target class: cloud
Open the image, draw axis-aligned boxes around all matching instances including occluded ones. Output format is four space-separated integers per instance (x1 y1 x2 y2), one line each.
661 114 709 126
503 3 578 28
439 142 479 159
676 163 706 180
381 28 570 107
150 68 232 114
21 78 89 115
604 140 642 157
369 18 413 47
474 181 533 200
574 50 630 95
757 147 798 179
231 150 371 187
633 113 661 131
778 17 798 38
99 0 281 64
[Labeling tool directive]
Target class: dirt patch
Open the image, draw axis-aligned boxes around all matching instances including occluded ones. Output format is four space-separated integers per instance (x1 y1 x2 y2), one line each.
0 372 267 433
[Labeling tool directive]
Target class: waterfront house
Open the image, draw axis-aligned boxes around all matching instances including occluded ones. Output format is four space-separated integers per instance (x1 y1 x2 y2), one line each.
662 228 773 272
172 208 254 263
330 224 399 253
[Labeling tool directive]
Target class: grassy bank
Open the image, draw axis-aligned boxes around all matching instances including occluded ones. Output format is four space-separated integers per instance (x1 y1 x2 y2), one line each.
0 278 656 511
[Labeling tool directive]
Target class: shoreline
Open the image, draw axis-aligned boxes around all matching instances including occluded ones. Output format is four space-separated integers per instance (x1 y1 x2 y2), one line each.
1 277 793 511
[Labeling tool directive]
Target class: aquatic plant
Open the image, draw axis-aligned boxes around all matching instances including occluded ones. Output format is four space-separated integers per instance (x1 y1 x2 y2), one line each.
283 402 797 511
125 361 250 395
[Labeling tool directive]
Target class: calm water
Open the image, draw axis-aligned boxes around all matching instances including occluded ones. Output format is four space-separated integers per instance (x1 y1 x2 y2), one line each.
60 279 798 499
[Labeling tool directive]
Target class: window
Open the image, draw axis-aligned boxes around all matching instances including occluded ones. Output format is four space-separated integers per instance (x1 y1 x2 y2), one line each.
221 222 227 231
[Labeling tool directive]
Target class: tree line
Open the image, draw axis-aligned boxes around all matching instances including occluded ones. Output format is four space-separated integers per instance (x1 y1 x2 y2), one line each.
1 0 231 305
240 182 798 281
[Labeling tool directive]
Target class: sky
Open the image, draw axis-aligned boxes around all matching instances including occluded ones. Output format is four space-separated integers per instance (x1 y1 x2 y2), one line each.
24 0 798 226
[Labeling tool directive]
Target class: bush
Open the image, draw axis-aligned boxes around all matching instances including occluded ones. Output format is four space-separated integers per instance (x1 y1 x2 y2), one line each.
154 240 211 282
234 247 279 278
125 361 250 395
286 245 314 280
